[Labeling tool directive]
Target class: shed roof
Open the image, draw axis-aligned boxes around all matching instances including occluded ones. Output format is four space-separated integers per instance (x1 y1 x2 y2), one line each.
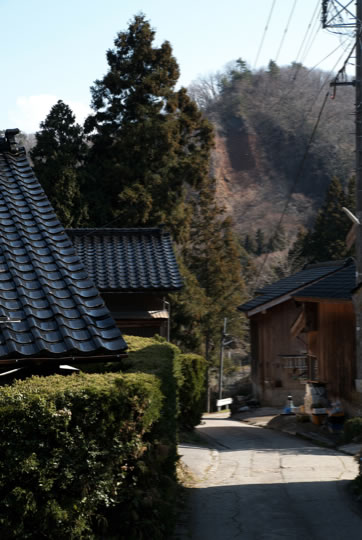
292 262 355 302
238 259 351 315
67 228 183 292
0 130 127 360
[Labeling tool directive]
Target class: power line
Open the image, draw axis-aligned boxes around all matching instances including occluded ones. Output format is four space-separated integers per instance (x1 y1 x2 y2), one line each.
300 6 322 65
275 0 298 63
252 91 331 292
294 0 321 65
219 90 332 304
308 35 352 72
254 0 277 69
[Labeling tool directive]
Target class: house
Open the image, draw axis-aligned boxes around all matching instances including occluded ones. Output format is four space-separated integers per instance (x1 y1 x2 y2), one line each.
238 259 356 407
0 129 127 378
66 227 183 339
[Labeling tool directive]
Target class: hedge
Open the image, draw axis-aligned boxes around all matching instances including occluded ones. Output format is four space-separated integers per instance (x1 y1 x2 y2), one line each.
80 336 207 434
0 372 173 540
123 336 183 443
178 353 207 431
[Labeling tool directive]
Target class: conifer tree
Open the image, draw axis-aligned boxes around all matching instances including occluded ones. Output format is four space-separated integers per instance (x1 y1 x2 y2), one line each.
269 224 287 252
287 227 308 271
243 233 256 254
295 177 353 263
84 14 213 238
255 228 265 255
30 100 88 227
184 181 246 362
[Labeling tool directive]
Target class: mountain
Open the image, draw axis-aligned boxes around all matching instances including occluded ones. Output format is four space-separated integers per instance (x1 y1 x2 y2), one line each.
189 62 355 242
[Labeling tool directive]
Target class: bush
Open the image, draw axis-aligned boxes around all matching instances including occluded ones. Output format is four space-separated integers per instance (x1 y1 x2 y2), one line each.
178 353 207 431
344 417 362 443
124 336 183 446
0 372 171 540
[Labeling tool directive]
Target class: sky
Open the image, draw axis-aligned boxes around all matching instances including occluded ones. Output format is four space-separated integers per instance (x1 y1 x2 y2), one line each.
0 0 356 133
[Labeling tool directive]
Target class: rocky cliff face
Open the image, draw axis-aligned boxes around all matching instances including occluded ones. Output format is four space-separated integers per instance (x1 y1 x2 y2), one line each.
193 65 355 241
213 127 318 238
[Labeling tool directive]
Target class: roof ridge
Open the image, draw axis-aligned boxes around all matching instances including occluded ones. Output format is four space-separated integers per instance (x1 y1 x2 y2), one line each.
67 227 167 236
304 258 351 269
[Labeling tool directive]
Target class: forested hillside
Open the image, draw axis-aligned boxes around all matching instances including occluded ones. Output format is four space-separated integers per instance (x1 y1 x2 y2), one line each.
15 60 355 249
2 22 357 362
189 60 355 242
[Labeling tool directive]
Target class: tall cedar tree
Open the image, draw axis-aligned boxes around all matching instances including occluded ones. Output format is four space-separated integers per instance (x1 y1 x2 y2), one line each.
294 176 355 263
183 181 246 362
84 14 214 240
30 101 88 227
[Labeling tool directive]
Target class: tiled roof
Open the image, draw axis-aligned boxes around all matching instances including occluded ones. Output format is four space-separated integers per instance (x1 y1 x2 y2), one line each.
238 260 349 314
292 262 355 301
0 130 127 360
67 228 183 292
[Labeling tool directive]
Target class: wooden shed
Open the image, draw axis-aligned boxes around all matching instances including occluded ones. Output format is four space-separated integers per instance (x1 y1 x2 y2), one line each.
292 262 356 402
238 259 356 406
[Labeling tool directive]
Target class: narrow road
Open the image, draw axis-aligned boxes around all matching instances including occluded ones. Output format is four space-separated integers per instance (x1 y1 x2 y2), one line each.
176 414 362 540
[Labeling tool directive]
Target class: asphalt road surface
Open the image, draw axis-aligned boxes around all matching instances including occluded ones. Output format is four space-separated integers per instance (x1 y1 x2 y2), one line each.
176 414 362 540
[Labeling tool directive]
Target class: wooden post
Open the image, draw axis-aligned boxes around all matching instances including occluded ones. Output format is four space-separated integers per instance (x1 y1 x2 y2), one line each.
218 318 227 405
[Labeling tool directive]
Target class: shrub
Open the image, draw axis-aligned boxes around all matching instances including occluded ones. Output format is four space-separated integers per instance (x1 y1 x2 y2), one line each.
178 353 207 431
0 372 167 539
124 336 183 447
344 417 362 443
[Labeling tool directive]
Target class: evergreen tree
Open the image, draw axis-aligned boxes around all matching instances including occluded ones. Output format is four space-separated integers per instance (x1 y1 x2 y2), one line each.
297 177 352 263
287 227 308 271
184 181 246 362
255 228 265 255
30 100 88 227
345 175 356 214
84 14 214 239
243 233 256 254
169 259 209 353
269 224 287 252
268 60 280 78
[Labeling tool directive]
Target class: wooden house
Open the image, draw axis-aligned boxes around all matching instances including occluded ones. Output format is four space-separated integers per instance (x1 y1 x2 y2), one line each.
67 228 183 339
238 259 356 406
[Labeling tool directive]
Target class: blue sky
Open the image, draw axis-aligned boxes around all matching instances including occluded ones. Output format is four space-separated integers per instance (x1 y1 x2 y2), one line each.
0 0 355 133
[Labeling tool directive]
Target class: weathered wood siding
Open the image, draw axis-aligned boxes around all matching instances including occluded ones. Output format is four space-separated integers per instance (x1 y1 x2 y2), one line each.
250 300 307 406
308 301 356 399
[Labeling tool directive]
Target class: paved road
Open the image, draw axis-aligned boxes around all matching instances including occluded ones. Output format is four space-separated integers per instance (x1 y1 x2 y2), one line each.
176 414 362 540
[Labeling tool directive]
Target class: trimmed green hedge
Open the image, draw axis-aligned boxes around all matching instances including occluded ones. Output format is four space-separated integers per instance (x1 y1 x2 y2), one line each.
123 336 183 444
0 372 171 540
81 336 207 434
179 353 207 431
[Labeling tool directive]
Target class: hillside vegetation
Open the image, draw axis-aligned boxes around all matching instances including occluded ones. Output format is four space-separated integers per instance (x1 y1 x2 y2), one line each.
189 61 355 240
4 29 356 357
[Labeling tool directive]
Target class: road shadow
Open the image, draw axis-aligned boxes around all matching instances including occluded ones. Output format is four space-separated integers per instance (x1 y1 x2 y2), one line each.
173 480 362 540
195 421 351 457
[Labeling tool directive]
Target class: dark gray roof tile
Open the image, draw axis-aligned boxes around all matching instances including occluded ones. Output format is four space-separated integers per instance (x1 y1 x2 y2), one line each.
292 263 355 301
0 137 127 360
238 260 352 313
67 227 183 291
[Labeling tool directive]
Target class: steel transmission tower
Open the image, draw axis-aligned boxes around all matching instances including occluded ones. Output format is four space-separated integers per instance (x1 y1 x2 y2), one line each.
322 0 362 392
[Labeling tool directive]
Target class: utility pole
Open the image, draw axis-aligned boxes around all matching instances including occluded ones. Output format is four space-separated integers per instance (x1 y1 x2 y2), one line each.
323 0 362 392
356 0 362 392
218 318 228 401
